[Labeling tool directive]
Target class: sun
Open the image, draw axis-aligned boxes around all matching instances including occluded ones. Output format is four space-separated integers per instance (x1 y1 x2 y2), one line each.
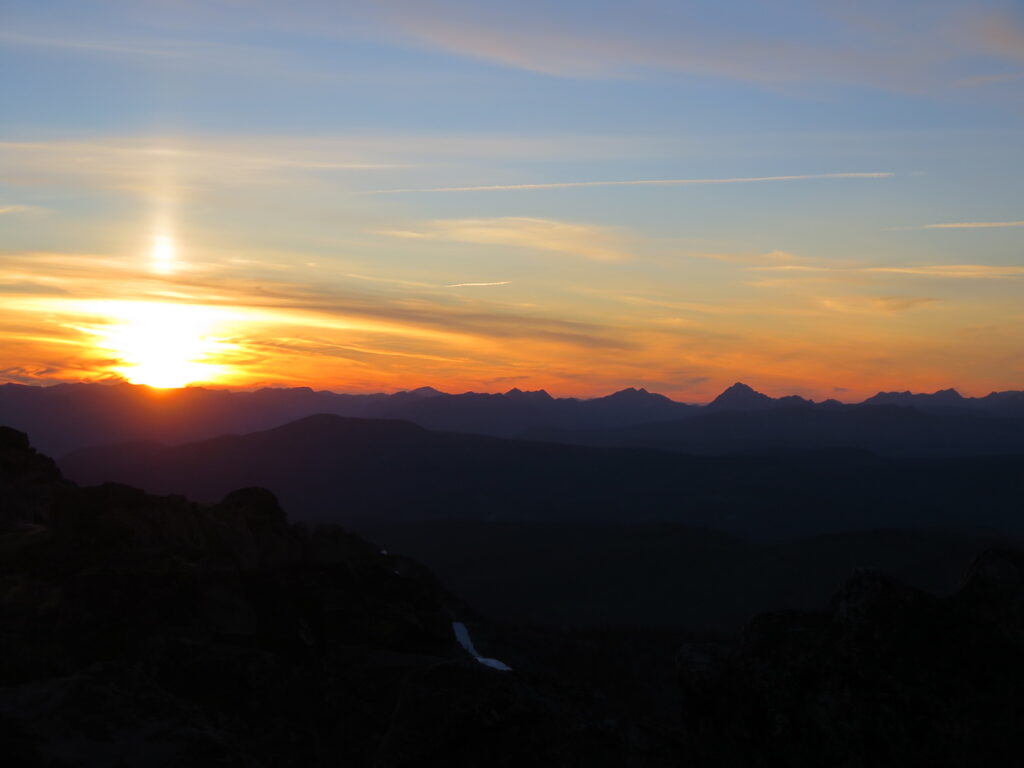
91 302 233 388
150 234 176 274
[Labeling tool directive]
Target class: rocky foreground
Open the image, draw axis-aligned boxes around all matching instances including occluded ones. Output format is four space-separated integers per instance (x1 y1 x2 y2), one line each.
677 558 1024 766
0 426 682 766
2 424 1024 766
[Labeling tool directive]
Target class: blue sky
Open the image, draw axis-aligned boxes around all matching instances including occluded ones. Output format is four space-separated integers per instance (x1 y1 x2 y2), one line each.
1 0 1023 398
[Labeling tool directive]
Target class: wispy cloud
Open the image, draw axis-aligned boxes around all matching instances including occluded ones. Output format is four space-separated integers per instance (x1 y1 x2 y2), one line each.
918 220 1024 229
750 265 830 272
0 250 630 358
0 204 43 215
447 281 511 288
876 296 939 312
737 256 1024 282
0 28 400 86
372 1 889 82
382 217 631 261
620 296 739 316
370 172 893 194
9 1 1024 95
694 250 804 266
367 0 1024 91
1 138 411 186
867 265 1024 278
0 31 207 60
953 72 1024 87
816 296 940 314
0 281 68 296
0 134 677 209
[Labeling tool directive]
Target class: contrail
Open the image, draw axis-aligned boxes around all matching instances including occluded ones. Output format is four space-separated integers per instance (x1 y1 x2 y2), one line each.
369 172 894 194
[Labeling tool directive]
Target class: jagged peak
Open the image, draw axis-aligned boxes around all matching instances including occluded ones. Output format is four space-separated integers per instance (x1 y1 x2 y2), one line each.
709 382 773 407
865 388 964 404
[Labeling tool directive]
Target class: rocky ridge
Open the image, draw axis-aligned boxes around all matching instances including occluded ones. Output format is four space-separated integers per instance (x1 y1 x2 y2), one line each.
0 426 677 766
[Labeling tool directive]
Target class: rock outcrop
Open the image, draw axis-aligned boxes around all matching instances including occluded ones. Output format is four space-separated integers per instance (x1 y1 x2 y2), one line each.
0 427 677 766
676 562 1024 766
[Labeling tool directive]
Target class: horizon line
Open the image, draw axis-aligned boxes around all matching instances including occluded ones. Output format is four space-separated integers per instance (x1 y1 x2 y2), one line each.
1 378 1001 406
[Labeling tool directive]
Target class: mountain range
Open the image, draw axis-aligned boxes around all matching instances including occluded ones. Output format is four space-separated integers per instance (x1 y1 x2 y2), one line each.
3 380 1024 457
61 411 1024 539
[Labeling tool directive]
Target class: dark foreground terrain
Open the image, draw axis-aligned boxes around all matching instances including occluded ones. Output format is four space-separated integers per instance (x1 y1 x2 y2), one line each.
0 426 689 766
4 425 1024 766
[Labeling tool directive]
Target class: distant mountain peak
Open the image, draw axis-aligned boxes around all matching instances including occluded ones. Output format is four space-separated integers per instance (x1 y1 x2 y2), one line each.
606 387 651 398
864 388 965 406
396 386 444 399
504 388 552 400
709 382 773 409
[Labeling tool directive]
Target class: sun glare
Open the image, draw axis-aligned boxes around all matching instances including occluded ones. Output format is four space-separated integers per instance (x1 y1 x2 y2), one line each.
91 302 232 388
150 235 176 274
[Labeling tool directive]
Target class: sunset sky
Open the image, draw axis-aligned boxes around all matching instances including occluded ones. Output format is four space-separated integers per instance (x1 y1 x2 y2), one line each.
2 0 1023 401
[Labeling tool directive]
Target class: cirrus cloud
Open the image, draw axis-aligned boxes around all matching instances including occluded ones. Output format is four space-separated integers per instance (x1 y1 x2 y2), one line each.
381 217 631 261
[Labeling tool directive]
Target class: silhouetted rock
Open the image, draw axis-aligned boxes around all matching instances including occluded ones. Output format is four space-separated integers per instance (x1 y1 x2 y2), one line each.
361 521 1008 631
676 559 1024 766
0 425 65 526
0 428 681 766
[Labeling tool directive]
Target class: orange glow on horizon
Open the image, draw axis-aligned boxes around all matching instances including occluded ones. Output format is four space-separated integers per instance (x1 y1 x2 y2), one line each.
0 283 1019 402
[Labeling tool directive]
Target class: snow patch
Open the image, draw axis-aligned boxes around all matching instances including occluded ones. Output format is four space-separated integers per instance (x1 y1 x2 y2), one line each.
452 621 512 672
476 656 513 671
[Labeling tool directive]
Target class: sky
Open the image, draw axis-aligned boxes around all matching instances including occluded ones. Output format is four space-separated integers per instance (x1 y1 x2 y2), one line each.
1 0 1023 401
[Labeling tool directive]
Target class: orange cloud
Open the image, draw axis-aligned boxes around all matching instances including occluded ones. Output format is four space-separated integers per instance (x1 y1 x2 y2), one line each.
815 296 940 314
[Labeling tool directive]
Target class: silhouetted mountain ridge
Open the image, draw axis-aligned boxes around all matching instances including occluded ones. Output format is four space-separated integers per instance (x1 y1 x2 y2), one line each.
61 412 1024 538
863 387 966 407
708 382 811 411
528 401 1024 457
4 380 1024 456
